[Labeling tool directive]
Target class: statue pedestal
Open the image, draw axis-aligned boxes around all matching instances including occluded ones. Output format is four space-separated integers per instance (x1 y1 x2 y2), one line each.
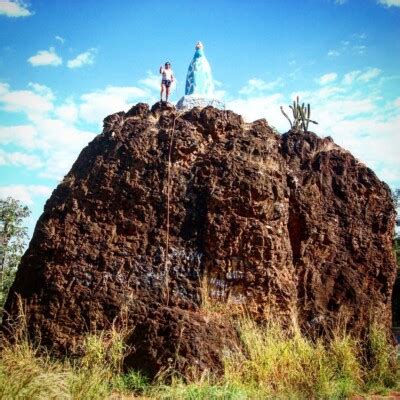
176 95 225 111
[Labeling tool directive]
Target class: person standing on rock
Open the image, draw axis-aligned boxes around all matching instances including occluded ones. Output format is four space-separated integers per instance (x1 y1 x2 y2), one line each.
159 62 174 103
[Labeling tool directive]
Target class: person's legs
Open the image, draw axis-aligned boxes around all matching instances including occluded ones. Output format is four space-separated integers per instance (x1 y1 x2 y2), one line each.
160 84 165 101
165 80 172 102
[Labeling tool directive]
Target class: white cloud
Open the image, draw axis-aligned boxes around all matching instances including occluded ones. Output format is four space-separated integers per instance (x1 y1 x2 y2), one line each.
38 148 85 179
28 47 62 67
353 45 367 55
0 81 98 179
55 35 65 44
67 48 96 69
28 82 54 100
329 37 367 57
316 73 338 85
0 83 9 96
358 67 381 82
0 117 93 154
0 185 52 205
288 76 398 187
327 50 340 57
0 118 95 179
79 85 151 125
239 78 283 95
377 0 400 7
227 93 285 128
0 80 157 178
1 90 53 114
343 70 361 85
318 86 347 97
323 115 400 187
55 101 78 123
212 86 226 100
342 68 381 85
28 116 94 154
0 82 54 118
139 71 161 91
315 98 376 119
352 32 367 40
0 149 43 169
0 124 37 149
0 0 32 17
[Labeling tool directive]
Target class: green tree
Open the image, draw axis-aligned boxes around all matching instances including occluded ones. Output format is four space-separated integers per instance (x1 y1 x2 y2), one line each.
391 189 400 327
0 197 31 311
393 189 400 265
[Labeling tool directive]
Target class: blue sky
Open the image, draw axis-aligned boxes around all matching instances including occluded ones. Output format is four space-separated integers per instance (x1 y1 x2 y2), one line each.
0 0 399 237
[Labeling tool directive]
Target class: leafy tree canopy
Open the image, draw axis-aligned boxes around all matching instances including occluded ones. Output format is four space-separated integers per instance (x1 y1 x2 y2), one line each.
0 197 31 311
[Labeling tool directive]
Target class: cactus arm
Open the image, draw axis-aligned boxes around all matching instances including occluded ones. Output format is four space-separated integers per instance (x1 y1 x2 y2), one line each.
299 106 310 131
280 106 293 128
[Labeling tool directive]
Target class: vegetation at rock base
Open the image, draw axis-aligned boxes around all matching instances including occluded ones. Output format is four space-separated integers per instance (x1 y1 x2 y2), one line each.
0 197 30 315
0 313 398 399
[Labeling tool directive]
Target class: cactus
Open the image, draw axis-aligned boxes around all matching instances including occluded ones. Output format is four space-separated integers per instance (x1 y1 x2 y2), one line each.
280 96 318 132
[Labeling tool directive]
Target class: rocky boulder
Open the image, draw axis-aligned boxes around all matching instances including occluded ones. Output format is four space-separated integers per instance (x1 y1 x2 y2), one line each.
2 102 397 378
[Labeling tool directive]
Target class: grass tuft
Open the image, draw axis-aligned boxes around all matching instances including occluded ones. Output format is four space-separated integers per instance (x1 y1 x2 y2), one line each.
363 322 398 393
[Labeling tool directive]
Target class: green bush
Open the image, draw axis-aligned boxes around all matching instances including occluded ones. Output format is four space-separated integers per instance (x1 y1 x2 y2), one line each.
112 370 150 394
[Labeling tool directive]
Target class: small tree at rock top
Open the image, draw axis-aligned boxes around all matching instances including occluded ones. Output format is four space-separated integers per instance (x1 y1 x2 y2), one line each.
280 96 318 132
0 197 31 312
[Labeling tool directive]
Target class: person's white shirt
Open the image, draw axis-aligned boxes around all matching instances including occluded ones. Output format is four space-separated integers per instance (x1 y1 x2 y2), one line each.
161 68 174 81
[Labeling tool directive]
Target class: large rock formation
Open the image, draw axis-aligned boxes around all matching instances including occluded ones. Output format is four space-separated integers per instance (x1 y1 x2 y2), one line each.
2 102 397 378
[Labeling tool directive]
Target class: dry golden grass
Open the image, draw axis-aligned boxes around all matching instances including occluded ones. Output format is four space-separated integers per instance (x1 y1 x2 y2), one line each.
0 298 398 399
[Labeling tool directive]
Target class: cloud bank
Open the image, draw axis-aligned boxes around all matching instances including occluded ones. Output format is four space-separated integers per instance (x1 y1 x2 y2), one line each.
28 48 62 67
0 0 32 17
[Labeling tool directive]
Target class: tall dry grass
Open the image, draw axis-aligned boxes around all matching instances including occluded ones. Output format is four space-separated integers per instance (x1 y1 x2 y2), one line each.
0 324 148 399
0 307 398 399
223 318 363 399
148 317 398 399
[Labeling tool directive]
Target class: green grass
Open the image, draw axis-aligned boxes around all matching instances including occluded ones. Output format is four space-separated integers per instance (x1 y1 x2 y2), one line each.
363 323 398 394
222 319 364 399
0 317 398 399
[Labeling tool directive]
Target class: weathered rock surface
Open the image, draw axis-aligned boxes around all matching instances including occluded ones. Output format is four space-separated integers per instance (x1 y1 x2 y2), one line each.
2 102 397 377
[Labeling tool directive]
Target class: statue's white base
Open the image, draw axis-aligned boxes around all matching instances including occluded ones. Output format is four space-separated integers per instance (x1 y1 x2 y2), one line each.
176 95 225 111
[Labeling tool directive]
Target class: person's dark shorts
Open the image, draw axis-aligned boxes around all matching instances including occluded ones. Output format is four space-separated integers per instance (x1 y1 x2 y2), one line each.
162 79 172 88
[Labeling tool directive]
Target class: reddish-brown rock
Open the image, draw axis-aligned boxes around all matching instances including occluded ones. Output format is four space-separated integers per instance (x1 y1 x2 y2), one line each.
2 102 397 377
